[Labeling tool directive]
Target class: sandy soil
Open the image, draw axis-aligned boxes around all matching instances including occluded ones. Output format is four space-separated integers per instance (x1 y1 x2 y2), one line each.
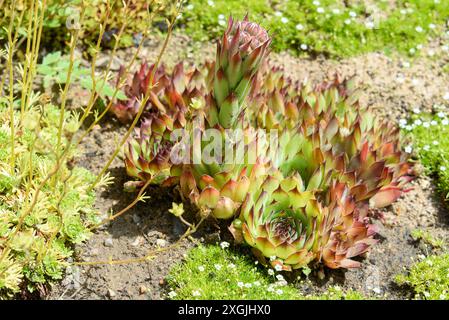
47 34 449 300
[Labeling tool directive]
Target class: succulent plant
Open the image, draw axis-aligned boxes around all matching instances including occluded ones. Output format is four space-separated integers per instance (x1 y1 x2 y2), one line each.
232 173 324 271
122 62 214 187
207 15 271 129
320 181 378 269
120 15 414 270
176 17 273 219
112 61 211 124
124 125 174 188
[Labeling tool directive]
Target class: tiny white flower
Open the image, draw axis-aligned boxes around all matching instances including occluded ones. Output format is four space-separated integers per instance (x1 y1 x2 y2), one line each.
437 112 445 118
276 289 284 295
237 281 244 288
296 23 304 30
214 264 222 271
440 166 447 171
412 78 420 86
431 120 438 126
433 140 439 145
400 9 407 15
218 20 226 26
281 17 289 24
245 283 252 288
442 119 449 125
317 7 325 14
423 145 430 151
407 8 414 14
399 119 407 127
442 45 449 52
186 4 194 10
443 92 449 100
269 256 276 261
429 23 436 29
344 19 351 25
349 11 357 18
373 287 382 294
276 274 284 281
413 107 421 114
253 281 261 286
423 122 430 128
274 11 282 17
218 14 225 20
313 0 320 5
277 280 288 286
168 291 177 298
435 0 440 4
228 263 236 269
300 43 308 50
396 75 405 84
365 21 375 29
414 119 422 126
417 44 423 50
198 266 205 272
402 61 411 68
220 241 230 249
440 294 446 300
267 286 274 292
405 125 414 131
424 291 430 298
428 49 435 57
404 146 413 153
268 269 275 275
332 8 341 15
274 264 283 271
192 290 201 297
207 0 215 7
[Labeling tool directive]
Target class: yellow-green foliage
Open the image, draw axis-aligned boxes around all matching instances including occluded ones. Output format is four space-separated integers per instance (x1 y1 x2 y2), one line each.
0 105 99 298
0 0 177 49
396 254 449 300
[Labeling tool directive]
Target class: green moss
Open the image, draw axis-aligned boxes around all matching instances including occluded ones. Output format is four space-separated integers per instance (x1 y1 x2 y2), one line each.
396 254 449 300
402 111 449 203
166 244 366 300
411 229 446 249
181 0 449 58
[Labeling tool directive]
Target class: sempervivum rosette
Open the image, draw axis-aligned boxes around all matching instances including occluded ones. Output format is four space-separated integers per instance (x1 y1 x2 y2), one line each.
320 182 378 269
232 173 325 271
176 17 273 219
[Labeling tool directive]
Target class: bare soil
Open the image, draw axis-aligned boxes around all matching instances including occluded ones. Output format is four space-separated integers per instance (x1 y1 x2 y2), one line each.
48 34 449 300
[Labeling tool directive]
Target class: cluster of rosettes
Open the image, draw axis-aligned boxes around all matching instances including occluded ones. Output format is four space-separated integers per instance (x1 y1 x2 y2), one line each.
113 16 414 271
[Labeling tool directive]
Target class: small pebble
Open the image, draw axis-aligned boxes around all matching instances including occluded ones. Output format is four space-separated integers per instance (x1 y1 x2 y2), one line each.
132 214 141 224
156 239 167 247
139 285 148 295
108 289 116 298
104 238 114 247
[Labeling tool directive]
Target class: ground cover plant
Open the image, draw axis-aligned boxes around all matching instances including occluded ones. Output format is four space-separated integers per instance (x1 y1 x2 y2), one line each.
166 243 366 300
401 109 449 204
180 0 449 57
395 253 449 300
